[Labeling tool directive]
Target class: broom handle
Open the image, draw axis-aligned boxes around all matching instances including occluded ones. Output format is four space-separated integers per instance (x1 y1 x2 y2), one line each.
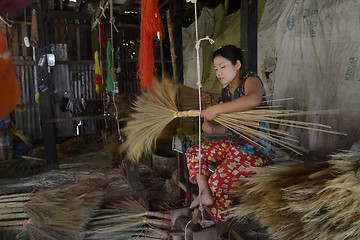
144 218 172 229
175 110 200 118
147 211 172 220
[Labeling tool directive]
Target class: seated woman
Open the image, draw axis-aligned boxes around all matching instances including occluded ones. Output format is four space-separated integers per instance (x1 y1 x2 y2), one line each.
186 44 274 222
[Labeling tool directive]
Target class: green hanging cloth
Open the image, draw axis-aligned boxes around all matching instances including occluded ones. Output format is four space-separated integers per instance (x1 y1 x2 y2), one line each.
106 39 114 91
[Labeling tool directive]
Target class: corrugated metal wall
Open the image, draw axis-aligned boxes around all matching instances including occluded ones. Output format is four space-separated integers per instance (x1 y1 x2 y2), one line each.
9 23 141 141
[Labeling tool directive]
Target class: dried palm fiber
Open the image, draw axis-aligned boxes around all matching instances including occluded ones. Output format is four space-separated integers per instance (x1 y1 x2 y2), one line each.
122 78 345 162
231 151 360 240
23 179 105 240
137 0 164 90
0 157 46 178
86 198 171 240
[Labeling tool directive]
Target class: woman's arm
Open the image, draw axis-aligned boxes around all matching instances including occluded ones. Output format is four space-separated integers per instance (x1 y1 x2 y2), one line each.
201 77 263 121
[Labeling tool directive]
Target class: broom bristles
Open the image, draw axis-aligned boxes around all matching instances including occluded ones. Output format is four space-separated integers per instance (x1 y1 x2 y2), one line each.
122 78 346 162
231 151 360 240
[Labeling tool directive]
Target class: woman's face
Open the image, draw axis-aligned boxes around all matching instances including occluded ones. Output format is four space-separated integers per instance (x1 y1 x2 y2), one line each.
213 56 241 85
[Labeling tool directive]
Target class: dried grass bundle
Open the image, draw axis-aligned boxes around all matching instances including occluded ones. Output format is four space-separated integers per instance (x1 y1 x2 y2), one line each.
0 158 46 178
231 151 360 240
122 78 345 161
86 198 171 240
24 179 105 240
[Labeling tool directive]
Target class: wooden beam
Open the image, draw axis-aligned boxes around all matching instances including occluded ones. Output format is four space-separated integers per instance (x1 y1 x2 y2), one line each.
32 3 59 171
47 10 92 20
241 0 258 72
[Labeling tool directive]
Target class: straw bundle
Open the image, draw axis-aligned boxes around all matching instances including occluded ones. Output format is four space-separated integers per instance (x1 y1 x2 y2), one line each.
0 158 46 178
122 78 345 161
231 151 360 240
23 179 105 240
86 198 171 240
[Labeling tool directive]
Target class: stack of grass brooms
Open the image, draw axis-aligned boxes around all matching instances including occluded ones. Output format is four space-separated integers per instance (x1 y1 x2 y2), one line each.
231 151 360 240
0 177 175 239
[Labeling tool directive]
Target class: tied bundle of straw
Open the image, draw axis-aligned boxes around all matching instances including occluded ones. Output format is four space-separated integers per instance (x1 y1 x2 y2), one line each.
87 198 171 240
23 179 105 240
231 151 360 240
122 78 345 161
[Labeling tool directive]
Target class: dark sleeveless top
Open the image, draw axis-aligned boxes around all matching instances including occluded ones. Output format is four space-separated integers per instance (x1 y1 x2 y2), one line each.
218 72 274 159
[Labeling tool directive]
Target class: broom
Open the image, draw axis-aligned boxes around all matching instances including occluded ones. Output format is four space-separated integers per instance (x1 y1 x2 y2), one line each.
122 78 346 161
87 198 172 239
231 151 360 240
23 179 105 240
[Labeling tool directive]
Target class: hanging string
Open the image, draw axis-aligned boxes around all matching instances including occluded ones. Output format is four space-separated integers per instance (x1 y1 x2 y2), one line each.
109 0 122 141
0 15 12 27
91 1 109 31
188 0 215 225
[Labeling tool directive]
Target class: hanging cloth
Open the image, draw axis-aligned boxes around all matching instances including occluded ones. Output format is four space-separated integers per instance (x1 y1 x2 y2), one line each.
99 18 106 49
0 29 21 119
137 0 164 90
94 50 102 95
106 39 114 91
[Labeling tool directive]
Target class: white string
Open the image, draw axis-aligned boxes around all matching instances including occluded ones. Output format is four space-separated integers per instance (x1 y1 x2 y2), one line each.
192 0 215 225
0 16 12 27
184 220 192 240
91 1 109 31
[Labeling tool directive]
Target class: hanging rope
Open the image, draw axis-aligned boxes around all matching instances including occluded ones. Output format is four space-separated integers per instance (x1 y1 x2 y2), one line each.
0 15 12 27
187 0 215 226
109 0 122 141
91 1 109 31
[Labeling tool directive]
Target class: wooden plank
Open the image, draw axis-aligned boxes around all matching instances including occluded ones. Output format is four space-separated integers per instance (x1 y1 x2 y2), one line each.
46 115 115 123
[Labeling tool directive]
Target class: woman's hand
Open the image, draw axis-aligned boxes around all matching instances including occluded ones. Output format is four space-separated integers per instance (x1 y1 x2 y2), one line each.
201 105 220 121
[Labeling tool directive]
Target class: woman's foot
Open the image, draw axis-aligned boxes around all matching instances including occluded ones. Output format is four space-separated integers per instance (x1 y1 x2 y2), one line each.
190 188 214 209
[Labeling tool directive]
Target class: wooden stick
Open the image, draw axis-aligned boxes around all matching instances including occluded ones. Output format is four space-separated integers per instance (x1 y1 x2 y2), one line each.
0 219 28 227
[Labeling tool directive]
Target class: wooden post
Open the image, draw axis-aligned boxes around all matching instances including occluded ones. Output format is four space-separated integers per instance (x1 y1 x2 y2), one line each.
168 0 183 84
32 2 59 171
241 0 258 72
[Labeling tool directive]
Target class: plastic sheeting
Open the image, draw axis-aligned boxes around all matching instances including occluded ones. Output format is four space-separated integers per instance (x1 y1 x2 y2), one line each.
183 1 267 91
258 0 360 153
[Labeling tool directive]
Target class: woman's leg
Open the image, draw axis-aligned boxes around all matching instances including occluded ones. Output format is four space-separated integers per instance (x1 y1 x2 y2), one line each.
186 139 232 208
208 147 270 222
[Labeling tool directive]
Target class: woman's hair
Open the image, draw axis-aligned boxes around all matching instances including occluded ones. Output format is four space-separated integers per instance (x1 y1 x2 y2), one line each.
212 44 243 66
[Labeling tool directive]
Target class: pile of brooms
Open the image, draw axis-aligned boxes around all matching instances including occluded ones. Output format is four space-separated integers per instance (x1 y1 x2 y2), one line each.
231 151 360 240
0 176 174 239
121 78 345 161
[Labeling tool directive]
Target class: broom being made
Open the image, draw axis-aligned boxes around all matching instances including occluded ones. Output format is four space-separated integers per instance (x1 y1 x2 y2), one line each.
122 78 346 162
231 151 360 240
